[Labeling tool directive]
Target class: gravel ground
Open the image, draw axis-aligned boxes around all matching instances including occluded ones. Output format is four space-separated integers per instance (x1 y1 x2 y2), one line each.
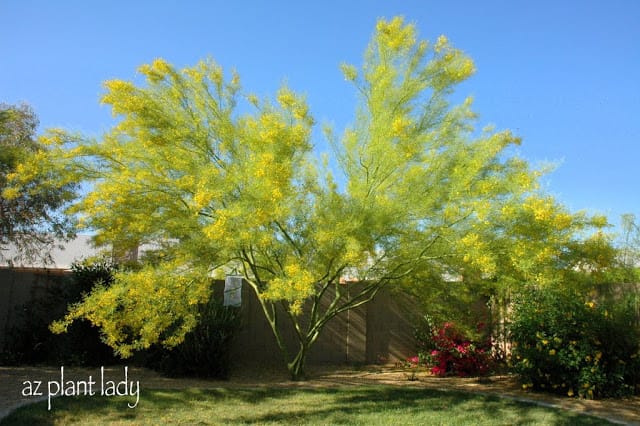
1 365 638 424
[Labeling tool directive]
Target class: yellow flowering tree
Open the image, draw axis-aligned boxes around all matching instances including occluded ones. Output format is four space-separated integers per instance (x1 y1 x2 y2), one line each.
8 17 610 380
453 195 614 288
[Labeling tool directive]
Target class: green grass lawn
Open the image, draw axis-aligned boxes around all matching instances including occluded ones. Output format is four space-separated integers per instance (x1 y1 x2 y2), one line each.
1 386 612 425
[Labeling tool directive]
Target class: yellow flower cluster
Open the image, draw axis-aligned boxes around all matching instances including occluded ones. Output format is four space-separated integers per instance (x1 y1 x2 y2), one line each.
522 196 575 231
101 80 137 113
2 186 19 200
258 113 286 144
193 190 213 210
51 261 211 357
434 35 448 53
262 260 317 314
437 49 476 83
525 196 553 221
460 232 496 275
340 63 358 82
391 116 412 137
276 87 296 108
253 152 275 178
204 212 228 239
137 58 173 83
376 17 416 52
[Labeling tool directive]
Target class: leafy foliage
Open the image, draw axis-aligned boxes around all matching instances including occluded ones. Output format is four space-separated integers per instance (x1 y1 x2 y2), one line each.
509 287 640 398
0 103 76 265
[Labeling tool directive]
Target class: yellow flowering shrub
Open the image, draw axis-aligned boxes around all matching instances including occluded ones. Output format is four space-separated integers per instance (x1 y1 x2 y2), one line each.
510 287 640 398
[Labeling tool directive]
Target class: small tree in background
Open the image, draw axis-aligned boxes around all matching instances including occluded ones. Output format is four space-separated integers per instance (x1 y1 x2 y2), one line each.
615 213 640 285
620 214 640 267
0 103 77 265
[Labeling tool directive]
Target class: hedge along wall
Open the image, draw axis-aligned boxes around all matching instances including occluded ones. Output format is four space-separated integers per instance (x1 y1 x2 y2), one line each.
0 268 420 366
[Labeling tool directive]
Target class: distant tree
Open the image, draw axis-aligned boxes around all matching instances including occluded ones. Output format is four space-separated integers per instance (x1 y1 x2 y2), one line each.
11 18 609 380
0 103 76 265
621 214 640 268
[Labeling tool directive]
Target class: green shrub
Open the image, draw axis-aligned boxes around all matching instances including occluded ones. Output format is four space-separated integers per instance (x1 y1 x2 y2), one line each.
509 286 640 398
138 297 240 379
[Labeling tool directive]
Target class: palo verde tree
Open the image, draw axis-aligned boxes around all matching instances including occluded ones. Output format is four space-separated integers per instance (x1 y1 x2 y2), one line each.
8 17 609 379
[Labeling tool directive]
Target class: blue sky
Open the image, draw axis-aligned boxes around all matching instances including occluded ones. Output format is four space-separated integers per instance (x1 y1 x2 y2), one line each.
1 1 638 234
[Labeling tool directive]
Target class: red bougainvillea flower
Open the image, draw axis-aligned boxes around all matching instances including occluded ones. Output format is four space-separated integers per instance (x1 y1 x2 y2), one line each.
423 321 492 377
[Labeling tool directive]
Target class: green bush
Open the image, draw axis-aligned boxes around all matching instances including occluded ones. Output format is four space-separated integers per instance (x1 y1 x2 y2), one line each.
509 286 640 398
138 297 240 379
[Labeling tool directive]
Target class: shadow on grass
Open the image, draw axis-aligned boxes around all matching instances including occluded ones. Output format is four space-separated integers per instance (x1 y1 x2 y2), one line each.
1 386 612 425
230 388 608 426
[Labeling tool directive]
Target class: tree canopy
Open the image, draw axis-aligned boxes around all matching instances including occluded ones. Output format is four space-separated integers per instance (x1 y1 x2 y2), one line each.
0 103 76 265
8 17 613 379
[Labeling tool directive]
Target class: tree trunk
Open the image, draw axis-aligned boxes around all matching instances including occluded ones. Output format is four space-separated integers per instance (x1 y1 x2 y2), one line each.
287 344 308 381
243 271 384 381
